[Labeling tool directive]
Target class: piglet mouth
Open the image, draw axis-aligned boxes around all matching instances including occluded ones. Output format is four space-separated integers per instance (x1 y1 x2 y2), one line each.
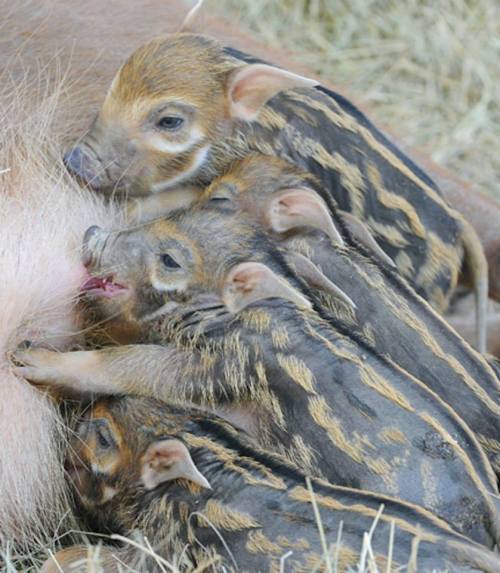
80 275 128 298
65 457 85 475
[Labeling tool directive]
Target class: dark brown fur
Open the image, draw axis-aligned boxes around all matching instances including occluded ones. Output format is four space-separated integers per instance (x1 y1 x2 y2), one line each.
195 155 500 470
16 203 500 544
44 396 500 573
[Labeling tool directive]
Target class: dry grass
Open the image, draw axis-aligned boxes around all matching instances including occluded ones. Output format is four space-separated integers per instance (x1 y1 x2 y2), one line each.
1 501 398 573
215 0 500 200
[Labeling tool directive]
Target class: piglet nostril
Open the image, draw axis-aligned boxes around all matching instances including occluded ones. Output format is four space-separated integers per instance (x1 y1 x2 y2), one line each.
82 225 103 267
63 146 99 187
84 225 103 243
63 147 84 175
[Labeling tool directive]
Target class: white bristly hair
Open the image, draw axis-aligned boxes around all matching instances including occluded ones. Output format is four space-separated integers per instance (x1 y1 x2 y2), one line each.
0 67 124 551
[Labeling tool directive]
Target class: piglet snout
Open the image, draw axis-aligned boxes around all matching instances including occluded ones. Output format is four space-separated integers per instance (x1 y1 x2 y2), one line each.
64 146 99 187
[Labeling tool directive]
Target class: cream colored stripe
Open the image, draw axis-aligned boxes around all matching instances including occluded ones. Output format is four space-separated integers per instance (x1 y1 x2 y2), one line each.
353 262 500 416
289 485 445 540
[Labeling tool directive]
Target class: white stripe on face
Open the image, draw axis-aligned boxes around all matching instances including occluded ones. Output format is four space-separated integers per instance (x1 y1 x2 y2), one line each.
151 277 188 293
151 145 210 193
145 127 204 154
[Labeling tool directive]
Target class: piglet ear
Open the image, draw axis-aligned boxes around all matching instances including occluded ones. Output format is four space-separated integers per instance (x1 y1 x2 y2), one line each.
285 252 356 310
222 261 312 314
227 64 319 122
178 0 205 33
337 210 395 268
266 188 344 246
141 439 211 490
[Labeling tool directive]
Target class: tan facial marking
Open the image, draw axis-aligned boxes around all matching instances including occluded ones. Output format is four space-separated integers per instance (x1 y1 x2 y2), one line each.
151 145 210 192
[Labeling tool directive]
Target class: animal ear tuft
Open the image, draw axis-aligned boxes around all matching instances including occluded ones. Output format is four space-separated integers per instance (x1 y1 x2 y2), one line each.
141 439 211 490
222 261 312 313
266 187 344 246
178 0 206 33
227 64 319 122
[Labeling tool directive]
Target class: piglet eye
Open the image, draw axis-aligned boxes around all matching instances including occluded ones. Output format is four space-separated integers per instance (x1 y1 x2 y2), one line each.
209 196 230 203
157 116 184 130
97 427 111 449
161 253 181 269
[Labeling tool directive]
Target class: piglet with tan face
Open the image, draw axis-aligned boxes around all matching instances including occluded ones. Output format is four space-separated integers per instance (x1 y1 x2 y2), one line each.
43 396 500 573
64 33 315 197
62 25 492 352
